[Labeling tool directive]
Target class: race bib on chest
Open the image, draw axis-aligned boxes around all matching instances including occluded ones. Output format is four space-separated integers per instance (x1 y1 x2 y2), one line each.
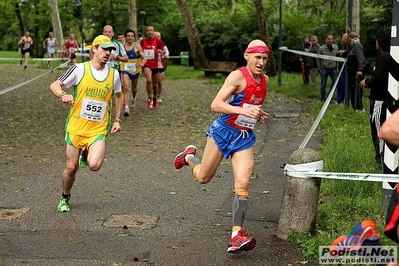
121 58 141 73
122 63 136 72
144 49 155 59
69 47 76 53
80 98 107 121
234 103 257 129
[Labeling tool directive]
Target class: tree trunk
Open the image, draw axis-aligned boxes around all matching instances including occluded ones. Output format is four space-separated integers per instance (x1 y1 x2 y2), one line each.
15 3 24 36
48 0 64 50
32 0 41 57
352 0 360 33
175 0 207 69
129 0 138 35
230 0 236 14
253 0 277 76
347 0 360 33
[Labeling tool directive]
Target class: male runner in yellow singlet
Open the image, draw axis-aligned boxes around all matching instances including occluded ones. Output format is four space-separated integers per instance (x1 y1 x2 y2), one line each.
50 35 123 212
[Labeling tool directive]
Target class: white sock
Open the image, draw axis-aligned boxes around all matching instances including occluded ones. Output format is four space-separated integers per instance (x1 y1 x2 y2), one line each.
231 230 239 238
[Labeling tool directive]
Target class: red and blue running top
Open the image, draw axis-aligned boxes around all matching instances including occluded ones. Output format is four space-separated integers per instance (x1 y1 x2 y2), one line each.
219 66 267 131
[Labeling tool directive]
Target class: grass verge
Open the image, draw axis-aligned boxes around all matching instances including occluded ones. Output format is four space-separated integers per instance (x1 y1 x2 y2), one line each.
271 72 395 263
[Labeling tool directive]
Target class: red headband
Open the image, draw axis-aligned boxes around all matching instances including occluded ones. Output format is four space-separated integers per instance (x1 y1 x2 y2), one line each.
245 45 270 54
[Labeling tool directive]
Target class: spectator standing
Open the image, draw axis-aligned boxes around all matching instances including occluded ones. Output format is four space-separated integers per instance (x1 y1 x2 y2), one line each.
317 34 339 102
360 29 391 166
347 31 366 112
299 35 312 85
306 36 320 87
43 31 59 70
336 33 348 105
18 30 33 70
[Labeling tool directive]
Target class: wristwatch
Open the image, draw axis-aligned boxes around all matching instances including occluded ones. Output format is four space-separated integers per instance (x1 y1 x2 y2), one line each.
114 118 121 123
140 63 144 67
60 91 67 98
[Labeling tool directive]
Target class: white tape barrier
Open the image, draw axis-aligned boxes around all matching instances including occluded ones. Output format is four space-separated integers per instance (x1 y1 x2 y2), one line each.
284 161 399 183
279 47 346 149
0 59 70 96
0 58 67 61
33 58 70 61
279 46 347 62
279 47 396 183
299 61 345 149
75 53 90 57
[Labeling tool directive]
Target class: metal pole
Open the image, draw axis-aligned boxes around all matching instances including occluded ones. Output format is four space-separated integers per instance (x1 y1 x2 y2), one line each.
345 0 353 108
382 0 399 215
278 0 282 86
140 11 146 37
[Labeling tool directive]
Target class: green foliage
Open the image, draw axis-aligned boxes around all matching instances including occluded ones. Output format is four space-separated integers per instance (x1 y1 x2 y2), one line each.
163 65 204 80
0 0 394 76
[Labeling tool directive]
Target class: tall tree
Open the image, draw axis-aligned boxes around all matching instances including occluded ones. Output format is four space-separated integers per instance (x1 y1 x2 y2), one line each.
129 0 138 34
347 0 360 33
175 0 207 69
48 0 64 47
254 0 276 76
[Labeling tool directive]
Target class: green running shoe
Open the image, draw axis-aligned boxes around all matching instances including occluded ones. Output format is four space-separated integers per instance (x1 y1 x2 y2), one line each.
57 197 70 212
79 149 88 168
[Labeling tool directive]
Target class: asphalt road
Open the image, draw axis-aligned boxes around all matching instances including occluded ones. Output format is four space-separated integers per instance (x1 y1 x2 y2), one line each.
0 65 320 266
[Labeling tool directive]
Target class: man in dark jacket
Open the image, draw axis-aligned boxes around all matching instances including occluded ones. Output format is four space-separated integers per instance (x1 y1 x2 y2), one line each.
336 33 348 104
307 36 320 86
360 29 391 166
347 32 366 111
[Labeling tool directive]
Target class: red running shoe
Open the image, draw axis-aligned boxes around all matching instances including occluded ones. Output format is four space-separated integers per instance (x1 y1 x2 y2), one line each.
152 97 157 109
330 220 380 255
227 228 256 253
174 145 197 169
146 97 153 108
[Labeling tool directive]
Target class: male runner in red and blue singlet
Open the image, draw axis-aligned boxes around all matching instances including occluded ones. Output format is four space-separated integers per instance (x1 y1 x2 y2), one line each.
174 39 270 253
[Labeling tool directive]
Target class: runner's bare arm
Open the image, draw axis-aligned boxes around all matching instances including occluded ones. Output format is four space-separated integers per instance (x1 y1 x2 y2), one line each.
137 44 147 66
111 91 123 134
379 109 399 147
49 80 74 105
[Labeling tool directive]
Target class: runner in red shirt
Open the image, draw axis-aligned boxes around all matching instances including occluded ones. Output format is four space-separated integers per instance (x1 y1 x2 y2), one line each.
140 25 166 109
64 33 79 66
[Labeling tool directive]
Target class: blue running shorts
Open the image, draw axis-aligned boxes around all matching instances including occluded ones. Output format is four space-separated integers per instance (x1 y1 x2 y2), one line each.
206 118 256 159
121 71 140 80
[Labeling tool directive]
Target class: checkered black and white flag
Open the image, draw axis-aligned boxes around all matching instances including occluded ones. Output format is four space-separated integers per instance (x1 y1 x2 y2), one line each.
383 1 399 192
